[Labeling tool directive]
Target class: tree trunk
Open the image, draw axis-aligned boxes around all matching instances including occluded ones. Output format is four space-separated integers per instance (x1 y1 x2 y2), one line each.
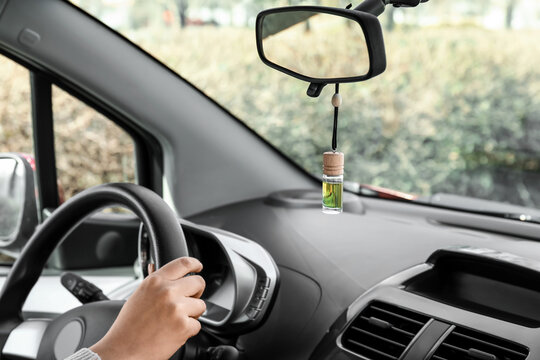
177 0 188 28
386 6 396 32
505 0 516 29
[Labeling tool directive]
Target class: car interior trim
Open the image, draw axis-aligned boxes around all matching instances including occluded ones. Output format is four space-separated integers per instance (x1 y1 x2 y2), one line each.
2 319 50 359
30 72 59 211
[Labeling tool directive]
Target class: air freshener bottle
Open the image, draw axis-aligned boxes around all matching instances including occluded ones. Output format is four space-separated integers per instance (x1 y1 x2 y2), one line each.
322 151 344 214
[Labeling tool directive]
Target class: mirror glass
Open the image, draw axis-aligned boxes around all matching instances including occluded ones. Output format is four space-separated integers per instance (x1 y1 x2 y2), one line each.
260 11 370 80
0 158 25 239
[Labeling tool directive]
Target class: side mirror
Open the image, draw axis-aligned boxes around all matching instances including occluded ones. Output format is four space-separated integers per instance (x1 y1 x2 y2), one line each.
0 153 38 255
256 6 386 86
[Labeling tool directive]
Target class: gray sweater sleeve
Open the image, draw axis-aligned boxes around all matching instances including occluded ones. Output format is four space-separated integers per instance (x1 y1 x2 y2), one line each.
64 348 101 360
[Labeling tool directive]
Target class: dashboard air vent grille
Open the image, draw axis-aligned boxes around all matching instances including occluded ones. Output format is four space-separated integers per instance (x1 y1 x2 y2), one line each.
431 326 529 360
341 301 430 360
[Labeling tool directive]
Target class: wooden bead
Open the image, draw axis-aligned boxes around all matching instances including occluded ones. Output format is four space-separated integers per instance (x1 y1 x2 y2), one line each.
331 93 342 107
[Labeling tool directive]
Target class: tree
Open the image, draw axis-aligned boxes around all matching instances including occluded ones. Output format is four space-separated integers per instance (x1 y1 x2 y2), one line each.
177 0 188 28
505 0 518 29
386 6 396 32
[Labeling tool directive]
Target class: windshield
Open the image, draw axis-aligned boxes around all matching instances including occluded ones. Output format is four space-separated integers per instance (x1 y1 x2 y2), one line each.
73 0 540 212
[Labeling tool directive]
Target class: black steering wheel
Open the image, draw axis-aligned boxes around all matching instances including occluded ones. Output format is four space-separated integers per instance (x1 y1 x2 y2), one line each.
0 183 189 359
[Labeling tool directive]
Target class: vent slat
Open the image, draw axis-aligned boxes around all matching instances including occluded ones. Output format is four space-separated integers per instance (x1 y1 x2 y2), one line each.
346 339 399 360
439 342 468 354
370 305 425 326
430 326 529 360
358 316 416 338
341 302 430 360
430 356 447 360
350 326 408 348
452 331 528 357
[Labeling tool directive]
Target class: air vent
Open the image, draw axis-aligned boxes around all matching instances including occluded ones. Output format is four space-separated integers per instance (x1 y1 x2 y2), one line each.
341 301 430 360
431 326 529 360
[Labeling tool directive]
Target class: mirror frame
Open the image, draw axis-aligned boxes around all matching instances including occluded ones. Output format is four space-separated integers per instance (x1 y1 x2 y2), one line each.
255 6 387 84
0 153 39 254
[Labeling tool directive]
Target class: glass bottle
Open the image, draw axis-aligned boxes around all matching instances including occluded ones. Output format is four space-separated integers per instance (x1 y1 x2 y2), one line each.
322 151 344 214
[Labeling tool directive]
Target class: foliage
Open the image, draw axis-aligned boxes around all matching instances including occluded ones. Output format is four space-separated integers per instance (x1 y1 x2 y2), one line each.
1 1 540 210
52 87 135 200
128 25 540 207
0 58 135 201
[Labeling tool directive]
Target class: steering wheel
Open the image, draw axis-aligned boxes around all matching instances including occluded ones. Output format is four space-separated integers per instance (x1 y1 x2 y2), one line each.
0 183 189 359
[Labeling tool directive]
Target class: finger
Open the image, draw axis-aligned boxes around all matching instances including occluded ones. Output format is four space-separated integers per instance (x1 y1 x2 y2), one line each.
182 298 207 318
158 257 203 280
147 263 155 275
185 317 202 338
174 275 206 298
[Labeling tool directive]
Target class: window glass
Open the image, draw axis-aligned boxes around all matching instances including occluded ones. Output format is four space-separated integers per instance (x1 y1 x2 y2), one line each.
0 58 33 155
74 0 540 210
52 86 135 201
0 57 33 264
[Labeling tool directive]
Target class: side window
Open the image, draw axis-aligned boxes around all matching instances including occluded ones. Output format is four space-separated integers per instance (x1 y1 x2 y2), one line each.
0 58 33 155
0 57 33 264
52 86 136 201
0 59 136 265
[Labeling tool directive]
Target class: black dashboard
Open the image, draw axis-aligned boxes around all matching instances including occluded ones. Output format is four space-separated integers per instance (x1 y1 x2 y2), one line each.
5 189 540 360
189 189 540 360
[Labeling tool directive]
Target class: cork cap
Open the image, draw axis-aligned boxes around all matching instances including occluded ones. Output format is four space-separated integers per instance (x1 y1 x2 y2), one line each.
323 151 344 176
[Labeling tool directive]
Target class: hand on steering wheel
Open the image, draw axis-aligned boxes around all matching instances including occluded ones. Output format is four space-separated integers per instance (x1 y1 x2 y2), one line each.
0 183 205 359
90 257 206 360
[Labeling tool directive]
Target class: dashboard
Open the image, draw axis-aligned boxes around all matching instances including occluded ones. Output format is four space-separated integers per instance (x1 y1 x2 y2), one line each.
5 189 540 360
188 189 540 360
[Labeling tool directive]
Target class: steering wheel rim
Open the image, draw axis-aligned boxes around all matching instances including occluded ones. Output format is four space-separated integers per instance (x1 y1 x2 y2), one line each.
0 183 188 352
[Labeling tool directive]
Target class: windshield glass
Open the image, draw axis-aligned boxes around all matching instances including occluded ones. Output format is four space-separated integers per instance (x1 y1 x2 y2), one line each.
73 0 540 211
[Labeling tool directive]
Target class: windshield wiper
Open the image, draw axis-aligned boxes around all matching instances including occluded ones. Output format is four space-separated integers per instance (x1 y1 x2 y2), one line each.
345 184 540 225
500 213 540 224
345 182 417 201
419 193 540 225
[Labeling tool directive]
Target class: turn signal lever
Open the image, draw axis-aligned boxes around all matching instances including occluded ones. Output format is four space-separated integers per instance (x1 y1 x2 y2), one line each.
182 343 240 360
61 272 109 304
203 346 240 360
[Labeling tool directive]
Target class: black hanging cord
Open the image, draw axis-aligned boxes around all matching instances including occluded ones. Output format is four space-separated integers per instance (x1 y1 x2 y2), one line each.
332 83 340 151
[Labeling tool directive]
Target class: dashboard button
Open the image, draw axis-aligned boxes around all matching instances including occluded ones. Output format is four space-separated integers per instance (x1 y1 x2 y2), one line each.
260 278 271 287
254 298 265 310
246 307 260 319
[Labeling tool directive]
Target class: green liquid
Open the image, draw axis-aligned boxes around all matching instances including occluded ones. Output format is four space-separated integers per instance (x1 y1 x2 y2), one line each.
322 181 343 210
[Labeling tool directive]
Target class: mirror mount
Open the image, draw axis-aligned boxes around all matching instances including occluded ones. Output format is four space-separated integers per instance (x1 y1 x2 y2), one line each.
354 0 386 17
355 0 429 16
307 83 328 98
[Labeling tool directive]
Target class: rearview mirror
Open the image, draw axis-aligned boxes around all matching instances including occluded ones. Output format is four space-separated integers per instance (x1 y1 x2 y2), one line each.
256 6 386 84
0 153 38 254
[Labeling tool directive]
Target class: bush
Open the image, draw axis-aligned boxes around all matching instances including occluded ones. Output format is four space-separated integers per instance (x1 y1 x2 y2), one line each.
132 25 540 207
1 23 539 208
